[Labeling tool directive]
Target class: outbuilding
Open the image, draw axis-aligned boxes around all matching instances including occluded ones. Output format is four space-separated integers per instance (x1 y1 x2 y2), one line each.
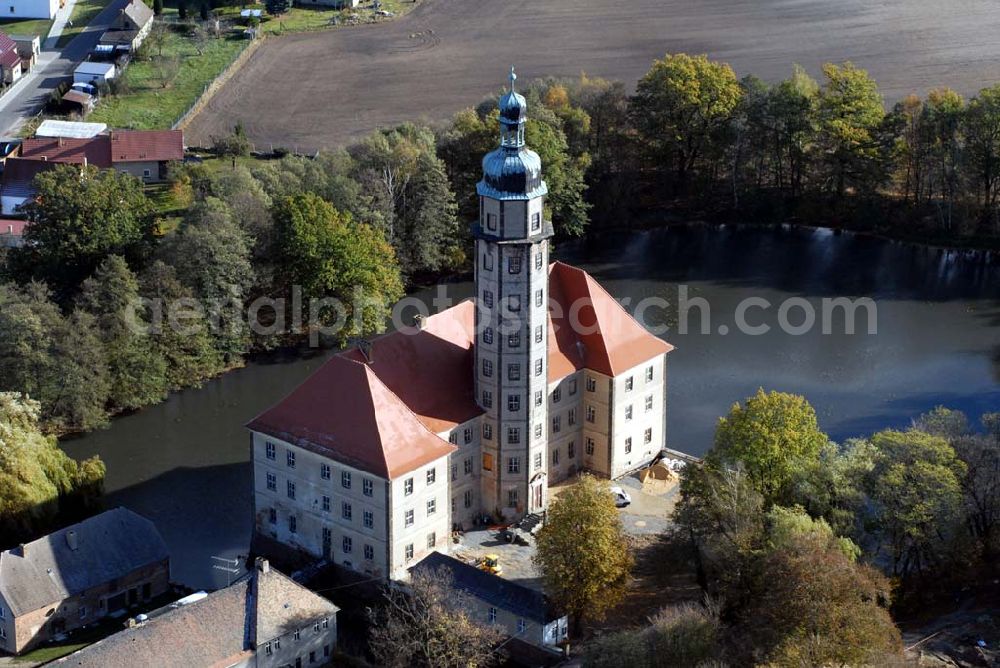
73 61 115 86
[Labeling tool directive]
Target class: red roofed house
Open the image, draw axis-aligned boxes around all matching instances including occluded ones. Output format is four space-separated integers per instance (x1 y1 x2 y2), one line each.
0 32 22 84
247 72 673 580
18 129 183 182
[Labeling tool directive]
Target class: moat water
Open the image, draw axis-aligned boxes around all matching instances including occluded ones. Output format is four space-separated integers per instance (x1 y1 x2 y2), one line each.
62 225 1000 588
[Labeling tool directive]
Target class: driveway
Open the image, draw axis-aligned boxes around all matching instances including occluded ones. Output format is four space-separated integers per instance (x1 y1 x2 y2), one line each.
0 0 129 137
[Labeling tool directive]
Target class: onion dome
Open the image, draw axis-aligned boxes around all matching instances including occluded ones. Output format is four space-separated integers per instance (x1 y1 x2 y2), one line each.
477 66 549 201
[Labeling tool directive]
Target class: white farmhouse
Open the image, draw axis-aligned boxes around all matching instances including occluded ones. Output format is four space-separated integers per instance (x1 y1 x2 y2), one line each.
248 69 673 580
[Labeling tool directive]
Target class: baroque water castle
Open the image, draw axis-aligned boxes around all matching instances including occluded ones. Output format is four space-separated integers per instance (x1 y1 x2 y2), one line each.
248 71 674 580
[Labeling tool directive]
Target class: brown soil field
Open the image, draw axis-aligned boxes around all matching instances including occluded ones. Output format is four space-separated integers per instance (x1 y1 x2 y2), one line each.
186 0 1000 152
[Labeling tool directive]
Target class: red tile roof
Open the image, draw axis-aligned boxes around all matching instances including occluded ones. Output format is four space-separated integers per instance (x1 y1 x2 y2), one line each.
0 218 27 236
248 263 673 477
0 31 17 69
109 130 184 163
247 355 457 480
20 137 112 167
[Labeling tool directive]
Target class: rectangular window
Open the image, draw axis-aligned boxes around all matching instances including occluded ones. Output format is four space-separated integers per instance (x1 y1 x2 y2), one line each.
625 437 632 454
465 456 474 474
552 448 559 465
586 438 595 455
646 365 654 382
569 378 577 395
287 481 296 499
507 489 518 507
464 489 473 507
364 510 374 528
364 544 374 560
535 289 543 307
625 376 634 391
483 453 494 471
322 495 331 512
534 423 543 439
427 498 436 515
269 507 277 524
464 428 473 443
534 390 543 406
534 359 543 376
568 408 576 426
534 452 542 470
404 478 413 495
625 405 633 421
568 441 576 459
363 478 373 497
264 642 272 656
79 606 87 619
342 502 352 521
645 428 653 444
553 387 561 403
405 510 414 527
531 212 541 231
508 364 520 381
483 327 494 345
343 536 352 553
508 294 521 312
482 390 493 408
508 457 520 474
451 463 457 481
509 255 521 273
483 290 494 308
646 395 654 412
552 416 561 433
508 331 520 348
535 252 543 270
427 532 436 548
483 359 493 377
586 405 596 423
289 515 297 533
587 376 596 392
508 394 520 411
482 423 492 440
534 325 543 343
489 607 498 623
287 451 296 468
266 472 276 491
486 212 497 230
405 544 414 561
265 442 275 460
482 252 493 270
320 463 331 480
342 471 351 488
427 468 436 485
518 618 527 633
449 432 459 445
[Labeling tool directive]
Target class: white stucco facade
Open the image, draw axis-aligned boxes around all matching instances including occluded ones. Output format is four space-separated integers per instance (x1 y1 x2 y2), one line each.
0 0 58 20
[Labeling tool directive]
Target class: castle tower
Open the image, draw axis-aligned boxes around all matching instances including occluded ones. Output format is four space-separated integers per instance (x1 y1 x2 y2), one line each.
474 68 553 521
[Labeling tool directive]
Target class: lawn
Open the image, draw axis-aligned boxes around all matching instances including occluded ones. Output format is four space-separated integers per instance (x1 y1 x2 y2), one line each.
0 17 52 41
260 0 413 35
89 27 246 129
56 0 117 47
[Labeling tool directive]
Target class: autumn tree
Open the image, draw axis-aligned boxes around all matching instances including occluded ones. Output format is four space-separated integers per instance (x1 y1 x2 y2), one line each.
707 388 828 505
0 393 106 545
962 84 1000 217
631 53 742 188
533 475 632 633
583 603 721 668
368 568 504 668
17 165 154 296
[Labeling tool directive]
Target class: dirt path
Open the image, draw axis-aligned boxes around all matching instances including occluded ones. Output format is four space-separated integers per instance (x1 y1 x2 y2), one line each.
186 0 1000 153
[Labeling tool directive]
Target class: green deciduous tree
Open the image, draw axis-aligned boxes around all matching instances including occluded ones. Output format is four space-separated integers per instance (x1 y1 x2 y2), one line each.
631 53 742 188
17 165 154 296
708 388 828 504
77 256 169 413
963 84 1000 222
534 475 632 633
0 393 106 545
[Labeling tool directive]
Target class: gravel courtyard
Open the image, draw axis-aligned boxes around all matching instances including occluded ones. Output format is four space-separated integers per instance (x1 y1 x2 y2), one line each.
186 0 1000 152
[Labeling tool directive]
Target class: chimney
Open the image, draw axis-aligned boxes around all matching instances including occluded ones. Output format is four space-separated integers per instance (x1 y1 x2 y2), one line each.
66 530 78 551
413 314 427 330
17 543 26 557
256 557 270 574
58 137 63 147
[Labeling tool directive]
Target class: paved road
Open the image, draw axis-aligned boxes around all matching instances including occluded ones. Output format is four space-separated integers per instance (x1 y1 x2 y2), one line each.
186 0 1000 152
0 0 129 137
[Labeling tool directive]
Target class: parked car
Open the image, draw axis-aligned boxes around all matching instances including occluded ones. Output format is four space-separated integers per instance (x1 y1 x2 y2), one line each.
610 485 631 508
71 82 97 96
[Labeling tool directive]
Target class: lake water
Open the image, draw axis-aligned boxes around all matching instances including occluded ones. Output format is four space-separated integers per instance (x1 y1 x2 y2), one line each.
62 225 1000 588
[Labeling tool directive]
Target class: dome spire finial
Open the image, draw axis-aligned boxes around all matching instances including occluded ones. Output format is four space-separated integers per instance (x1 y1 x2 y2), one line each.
509 65 517 92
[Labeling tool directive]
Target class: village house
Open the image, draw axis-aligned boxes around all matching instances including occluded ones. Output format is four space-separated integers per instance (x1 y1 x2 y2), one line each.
17 128 184 182
411 552 568 653
99 0 154 54
0 0 60 21
54 558 338 668
0 32 22 85
0 508 170 655
0 157 59 215
247 70 673 580
9 34 38 72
